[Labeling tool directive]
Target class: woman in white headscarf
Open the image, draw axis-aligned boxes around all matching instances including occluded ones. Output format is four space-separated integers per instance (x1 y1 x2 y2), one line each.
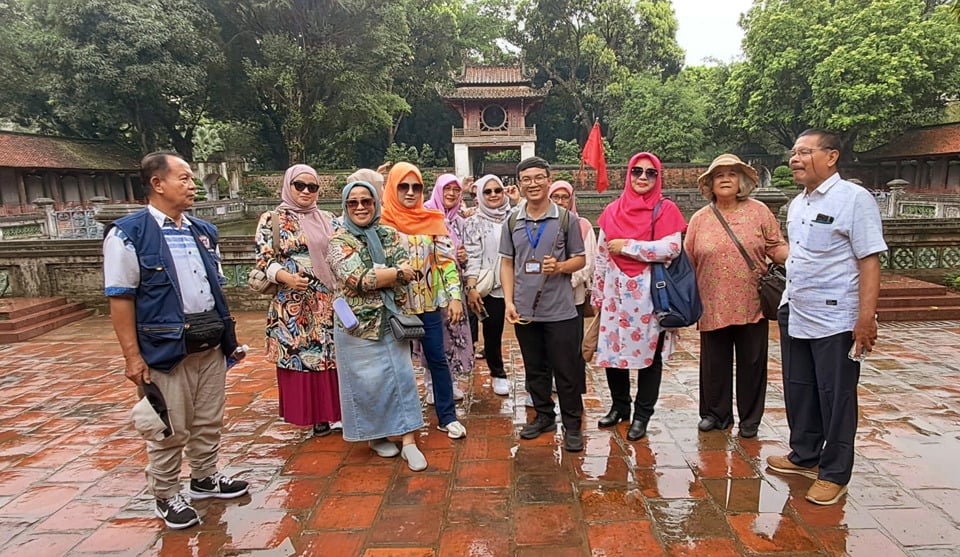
254 164 341 437
463 174 513 396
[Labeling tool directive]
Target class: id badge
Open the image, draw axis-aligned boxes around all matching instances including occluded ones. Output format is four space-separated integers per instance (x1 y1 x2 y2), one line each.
524 259 542 274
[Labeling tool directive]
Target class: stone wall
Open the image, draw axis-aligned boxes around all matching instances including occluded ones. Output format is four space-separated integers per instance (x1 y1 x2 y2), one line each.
2 216 958 312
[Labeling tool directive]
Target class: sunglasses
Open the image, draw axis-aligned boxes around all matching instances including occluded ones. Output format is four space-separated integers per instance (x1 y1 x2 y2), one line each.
292 180 320 193
630 167 659 179
398 182 423 195
483 187 504 196
346 198 374 210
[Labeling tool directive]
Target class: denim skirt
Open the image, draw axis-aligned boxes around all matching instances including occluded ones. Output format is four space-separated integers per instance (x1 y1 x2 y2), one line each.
333 327 424 442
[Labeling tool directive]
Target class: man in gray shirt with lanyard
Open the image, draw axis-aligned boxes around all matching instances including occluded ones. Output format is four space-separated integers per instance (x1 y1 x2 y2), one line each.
500 157 586 452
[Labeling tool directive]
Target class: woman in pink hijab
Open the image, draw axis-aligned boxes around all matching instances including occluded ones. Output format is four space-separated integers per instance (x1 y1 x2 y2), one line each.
422 173 474 397
254 164 341 437
592 153 687 442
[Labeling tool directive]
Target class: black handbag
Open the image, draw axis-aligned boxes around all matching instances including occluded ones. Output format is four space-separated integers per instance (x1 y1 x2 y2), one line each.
388 313 425 341
650 200 703 328
709 203 785 321
184 309 225 352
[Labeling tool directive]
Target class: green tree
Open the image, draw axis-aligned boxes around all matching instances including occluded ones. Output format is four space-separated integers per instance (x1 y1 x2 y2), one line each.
511 0 684 139
3 0 223 159
731 0 960 151
611 73 708 162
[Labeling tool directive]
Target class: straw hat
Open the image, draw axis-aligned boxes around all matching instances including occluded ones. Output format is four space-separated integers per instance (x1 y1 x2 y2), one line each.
697 154 759 190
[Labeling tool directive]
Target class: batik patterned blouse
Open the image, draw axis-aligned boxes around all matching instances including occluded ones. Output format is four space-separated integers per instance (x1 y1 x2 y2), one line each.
327 225 410 341
395 233 462 315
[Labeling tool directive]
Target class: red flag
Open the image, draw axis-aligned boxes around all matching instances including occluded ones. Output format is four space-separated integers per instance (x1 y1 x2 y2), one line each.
581 122 608 192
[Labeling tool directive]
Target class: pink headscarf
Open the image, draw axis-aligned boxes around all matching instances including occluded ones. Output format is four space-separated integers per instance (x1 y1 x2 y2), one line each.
548 180 592 239
424 173 464 248
597 153 686 277
278 164 335 289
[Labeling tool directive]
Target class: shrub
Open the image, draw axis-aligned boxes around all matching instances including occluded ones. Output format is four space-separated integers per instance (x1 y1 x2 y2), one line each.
772 166 795 189
241 180 274 198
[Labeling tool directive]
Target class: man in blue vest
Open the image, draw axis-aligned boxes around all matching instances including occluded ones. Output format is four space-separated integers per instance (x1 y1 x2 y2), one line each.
104 152 248 529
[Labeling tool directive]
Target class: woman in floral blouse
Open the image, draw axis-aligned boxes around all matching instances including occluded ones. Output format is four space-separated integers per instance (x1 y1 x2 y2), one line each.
327 180 427 471
591 152 687 442
685 154 788 438
381 162 468 440
255 164 340 437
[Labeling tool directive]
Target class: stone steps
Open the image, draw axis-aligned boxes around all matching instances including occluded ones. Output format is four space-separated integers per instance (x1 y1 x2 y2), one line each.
878 275 960 321
0 297 95 343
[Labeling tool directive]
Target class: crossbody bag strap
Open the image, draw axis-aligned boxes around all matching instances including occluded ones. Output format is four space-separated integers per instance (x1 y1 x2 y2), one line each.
530 208 569 317
650 199 671 313
709 203 757 272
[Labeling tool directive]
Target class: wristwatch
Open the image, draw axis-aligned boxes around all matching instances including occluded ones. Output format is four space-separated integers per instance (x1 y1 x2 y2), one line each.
465 284 477 292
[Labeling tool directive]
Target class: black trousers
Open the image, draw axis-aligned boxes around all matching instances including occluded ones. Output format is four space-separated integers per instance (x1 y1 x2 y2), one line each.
481 295 506 378
699 320 769 428
514 317 585 430
778 305 860 486
605 332 665 422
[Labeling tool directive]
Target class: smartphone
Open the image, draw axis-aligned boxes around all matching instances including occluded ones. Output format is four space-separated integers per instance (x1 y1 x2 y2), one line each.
848 344 867 362
477 305 489 321
333 298 359 331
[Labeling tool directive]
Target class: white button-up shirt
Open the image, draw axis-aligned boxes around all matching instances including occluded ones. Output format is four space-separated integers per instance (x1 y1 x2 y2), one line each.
782 173 887 339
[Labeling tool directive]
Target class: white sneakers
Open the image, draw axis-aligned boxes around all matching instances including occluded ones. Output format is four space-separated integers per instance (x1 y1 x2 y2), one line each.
425 386 464 405
492 377 510 396
438 420 467 439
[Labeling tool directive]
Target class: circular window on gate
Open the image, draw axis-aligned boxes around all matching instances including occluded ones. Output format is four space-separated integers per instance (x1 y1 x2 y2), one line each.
480 104 507 131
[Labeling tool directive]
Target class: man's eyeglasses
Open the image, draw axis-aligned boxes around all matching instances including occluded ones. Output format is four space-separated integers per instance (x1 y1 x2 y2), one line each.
789 147 832 158
630 167 658 179
550 193 571 201
346 198 374 210
292 180 320 193
518 174 550 186
398 182 423 195
483 187 504 196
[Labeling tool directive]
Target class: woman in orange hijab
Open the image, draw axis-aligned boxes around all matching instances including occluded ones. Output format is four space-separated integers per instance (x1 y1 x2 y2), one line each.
381 162 468 440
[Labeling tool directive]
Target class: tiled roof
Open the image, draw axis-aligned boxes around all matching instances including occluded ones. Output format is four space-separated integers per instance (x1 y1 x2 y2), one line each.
0 132 140 170
858 123 960 160
441 85 550 100
458 66 528 85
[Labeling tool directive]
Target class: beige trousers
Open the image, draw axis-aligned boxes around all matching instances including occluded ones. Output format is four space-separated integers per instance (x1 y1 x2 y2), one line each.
143 347 226 499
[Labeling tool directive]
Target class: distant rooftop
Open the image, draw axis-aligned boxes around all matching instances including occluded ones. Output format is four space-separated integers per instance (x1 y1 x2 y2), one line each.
0 131 139 171
858 122 960 160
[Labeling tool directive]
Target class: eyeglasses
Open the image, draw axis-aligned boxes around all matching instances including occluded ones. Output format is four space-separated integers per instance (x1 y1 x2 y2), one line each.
789 147 832 158
398 182 423 195
483 187 504 196
518 174 550 186
550 193 571 201
346 198 374 210
292 180 320 193
630 167 659 179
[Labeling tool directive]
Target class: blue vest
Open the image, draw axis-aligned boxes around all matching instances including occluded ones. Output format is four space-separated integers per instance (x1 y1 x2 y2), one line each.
108 209 235 372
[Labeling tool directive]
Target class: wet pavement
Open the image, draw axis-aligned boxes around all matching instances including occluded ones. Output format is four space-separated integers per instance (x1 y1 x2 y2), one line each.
1 313 959 556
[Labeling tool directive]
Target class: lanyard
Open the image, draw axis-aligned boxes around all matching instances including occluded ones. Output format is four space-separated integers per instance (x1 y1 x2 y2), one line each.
524 220 548 250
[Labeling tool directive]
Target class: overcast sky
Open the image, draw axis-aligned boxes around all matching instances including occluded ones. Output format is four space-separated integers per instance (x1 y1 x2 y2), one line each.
673 0 754 66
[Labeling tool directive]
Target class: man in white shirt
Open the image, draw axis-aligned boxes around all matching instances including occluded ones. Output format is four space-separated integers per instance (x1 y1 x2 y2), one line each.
766 129 887 506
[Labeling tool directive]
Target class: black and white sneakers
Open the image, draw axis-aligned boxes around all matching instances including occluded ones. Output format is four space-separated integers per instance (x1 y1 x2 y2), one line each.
155 493 200 529
188 472 250 500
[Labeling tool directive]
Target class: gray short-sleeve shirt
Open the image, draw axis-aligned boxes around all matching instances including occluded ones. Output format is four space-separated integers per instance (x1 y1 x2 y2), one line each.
499 203 585 322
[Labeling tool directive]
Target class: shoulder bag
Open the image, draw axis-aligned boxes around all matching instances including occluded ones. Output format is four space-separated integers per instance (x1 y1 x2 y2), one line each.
709 203 785 321
475 225 501 297
248 210 281 295
649 199 703 328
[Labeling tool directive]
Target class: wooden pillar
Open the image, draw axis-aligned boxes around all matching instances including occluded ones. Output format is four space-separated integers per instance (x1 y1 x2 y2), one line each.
873 164 881 188
47 172 62 204
16 169 27 206
124 174 135 201
78 174 88 204
941 157 949 189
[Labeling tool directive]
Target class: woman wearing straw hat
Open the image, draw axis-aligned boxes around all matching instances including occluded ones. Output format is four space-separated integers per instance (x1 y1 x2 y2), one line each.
684 154 788 438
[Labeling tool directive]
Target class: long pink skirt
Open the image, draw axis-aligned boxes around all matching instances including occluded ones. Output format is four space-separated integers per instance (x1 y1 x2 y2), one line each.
276 367 341 426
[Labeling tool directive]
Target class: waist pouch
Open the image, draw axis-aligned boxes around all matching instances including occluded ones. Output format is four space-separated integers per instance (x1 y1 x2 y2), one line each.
184 310 224 353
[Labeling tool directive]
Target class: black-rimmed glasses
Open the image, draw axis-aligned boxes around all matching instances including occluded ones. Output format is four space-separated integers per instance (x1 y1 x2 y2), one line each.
398 182 423 194
292 180 320 193
630 167 658 179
